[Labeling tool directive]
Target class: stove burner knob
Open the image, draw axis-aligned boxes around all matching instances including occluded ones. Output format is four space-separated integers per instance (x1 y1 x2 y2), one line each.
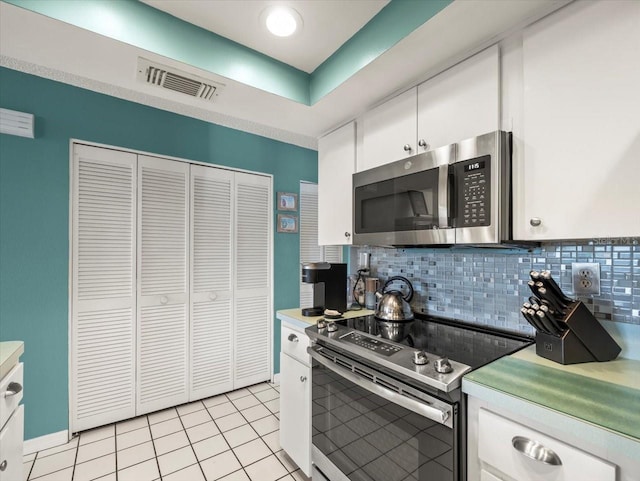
413 351 428 365
317 319 327 329
327 321 338 332
434 357 453 374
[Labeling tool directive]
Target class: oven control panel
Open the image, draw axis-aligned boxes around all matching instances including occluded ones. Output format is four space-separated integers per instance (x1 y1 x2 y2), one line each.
340 332 401 356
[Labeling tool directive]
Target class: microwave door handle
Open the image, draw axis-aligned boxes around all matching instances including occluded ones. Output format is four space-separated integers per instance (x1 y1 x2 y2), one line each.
437 164 450 228
448 167 456 228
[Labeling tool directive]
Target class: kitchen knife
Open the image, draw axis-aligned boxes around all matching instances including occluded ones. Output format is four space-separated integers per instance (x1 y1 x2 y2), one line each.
527 308 551 334
527 280 540 298
527 281 561 311
540 270 574 305
537 286 569 314
538 304 567 332
521 307 544 333
535 310 564 336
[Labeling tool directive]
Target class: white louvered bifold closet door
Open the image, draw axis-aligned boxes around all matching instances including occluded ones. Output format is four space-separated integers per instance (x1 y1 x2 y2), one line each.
189 165 234 400
71 145 137 433
299 182 342 308
137 155 190 414
233 172 272 388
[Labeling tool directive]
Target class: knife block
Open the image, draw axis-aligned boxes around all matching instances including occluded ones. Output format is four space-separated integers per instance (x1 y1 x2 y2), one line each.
535 301 621 365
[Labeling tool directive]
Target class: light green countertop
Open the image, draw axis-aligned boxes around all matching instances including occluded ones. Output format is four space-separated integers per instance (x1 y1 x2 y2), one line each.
464 345 640 441
0 341 24 379
276 308 375 330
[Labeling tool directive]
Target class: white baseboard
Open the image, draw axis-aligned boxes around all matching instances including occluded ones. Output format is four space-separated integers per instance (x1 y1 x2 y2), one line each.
272 373 281 385
24 430 69 455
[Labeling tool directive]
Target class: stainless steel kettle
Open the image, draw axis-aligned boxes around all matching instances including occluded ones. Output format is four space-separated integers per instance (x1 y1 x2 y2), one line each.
375 276 414 321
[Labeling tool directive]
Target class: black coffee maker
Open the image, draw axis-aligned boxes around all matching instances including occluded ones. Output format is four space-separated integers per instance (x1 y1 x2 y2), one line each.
301 262 347 316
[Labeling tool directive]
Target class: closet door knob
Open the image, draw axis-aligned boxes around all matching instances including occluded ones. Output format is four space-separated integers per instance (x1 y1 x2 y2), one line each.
160 296 168 305
209 292 217 301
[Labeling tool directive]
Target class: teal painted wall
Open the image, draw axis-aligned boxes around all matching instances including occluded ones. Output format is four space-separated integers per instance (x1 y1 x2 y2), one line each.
0 67 317 440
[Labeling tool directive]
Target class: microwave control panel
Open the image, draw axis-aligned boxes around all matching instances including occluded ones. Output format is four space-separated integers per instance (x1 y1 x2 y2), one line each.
453 155 491 227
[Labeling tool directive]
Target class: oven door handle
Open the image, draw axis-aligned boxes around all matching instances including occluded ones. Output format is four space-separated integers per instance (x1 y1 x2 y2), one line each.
308 347 452 427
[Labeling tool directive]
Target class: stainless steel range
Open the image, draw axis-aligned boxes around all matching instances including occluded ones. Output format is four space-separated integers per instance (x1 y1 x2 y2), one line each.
306 314 532 481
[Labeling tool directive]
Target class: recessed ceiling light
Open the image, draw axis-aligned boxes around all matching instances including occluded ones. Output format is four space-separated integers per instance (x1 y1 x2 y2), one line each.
262 6 302 37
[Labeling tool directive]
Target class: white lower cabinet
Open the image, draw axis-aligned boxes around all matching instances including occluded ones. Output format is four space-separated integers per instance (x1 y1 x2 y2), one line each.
477 409 615 481
0 405 23 481
279 324 311 476
0 356 24 481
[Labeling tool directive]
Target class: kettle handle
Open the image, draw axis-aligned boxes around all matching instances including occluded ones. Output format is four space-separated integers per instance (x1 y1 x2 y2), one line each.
381 276 414 302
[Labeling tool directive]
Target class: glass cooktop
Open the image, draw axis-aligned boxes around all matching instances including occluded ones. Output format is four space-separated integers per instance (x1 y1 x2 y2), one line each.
331 315 532 369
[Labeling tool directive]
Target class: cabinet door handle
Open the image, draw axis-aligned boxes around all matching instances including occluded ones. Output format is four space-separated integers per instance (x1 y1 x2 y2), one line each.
512 436 562 466
403 144 412 152
418 139 428 149
0 460 7 471
287 333 299 343
4 381 22 397
300 376 307 383
530 217 542 227
344 232 351 238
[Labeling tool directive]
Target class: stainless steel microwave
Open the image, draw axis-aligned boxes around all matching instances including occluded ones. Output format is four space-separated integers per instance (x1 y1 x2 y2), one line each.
353 130 512 246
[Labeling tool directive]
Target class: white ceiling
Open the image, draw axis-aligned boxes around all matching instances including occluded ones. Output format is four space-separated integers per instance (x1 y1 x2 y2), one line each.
139 0 389 74
0 1 571 150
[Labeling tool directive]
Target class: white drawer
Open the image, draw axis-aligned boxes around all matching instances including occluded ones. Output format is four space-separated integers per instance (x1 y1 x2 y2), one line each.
0 363 23 430
479 408 616 481
281 326 310 364
0 405 24 481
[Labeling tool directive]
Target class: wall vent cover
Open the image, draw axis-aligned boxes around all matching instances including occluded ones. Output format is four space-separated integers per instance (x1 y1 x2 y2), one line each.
137 58 224 101
0 108 35 138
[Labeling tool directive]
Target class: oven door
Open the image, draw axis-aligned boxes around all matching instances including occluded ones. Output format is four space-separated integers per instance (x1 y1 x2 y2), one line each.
309 345 458 481
353 143 456 246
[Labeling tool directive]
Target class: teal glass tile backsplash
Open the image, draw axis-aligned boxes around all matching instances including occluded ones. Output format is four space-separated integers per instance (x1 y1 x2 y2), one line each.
353 240 640 334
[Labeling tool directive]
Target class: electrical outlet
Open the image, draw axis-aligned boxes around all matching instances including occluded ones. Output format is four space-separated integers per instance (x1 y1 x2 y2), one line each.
572 262 601 296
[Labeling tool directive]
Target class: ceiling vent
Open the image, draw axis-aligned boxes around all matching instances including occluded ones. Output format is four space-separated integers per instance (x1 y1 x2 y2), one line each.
137 58 224 101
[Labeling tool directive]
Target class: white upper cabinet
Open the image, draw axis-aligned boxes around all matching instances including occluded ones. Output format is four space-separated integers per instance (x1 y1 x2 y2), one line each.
417 45 500 151
358 47 500 174
517 0 640 240
318 121 356 245
359 88 417 172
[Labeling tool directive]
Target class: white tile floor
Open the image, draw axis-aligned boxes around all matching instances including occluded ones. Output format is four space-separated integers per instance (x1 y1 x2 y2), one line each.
23 382 310 481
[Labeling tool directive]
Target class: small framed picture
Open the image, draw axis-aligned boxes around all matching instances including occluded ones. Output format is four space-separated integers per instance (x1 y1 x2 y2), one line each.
277 192 298 211
277 214 298 233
